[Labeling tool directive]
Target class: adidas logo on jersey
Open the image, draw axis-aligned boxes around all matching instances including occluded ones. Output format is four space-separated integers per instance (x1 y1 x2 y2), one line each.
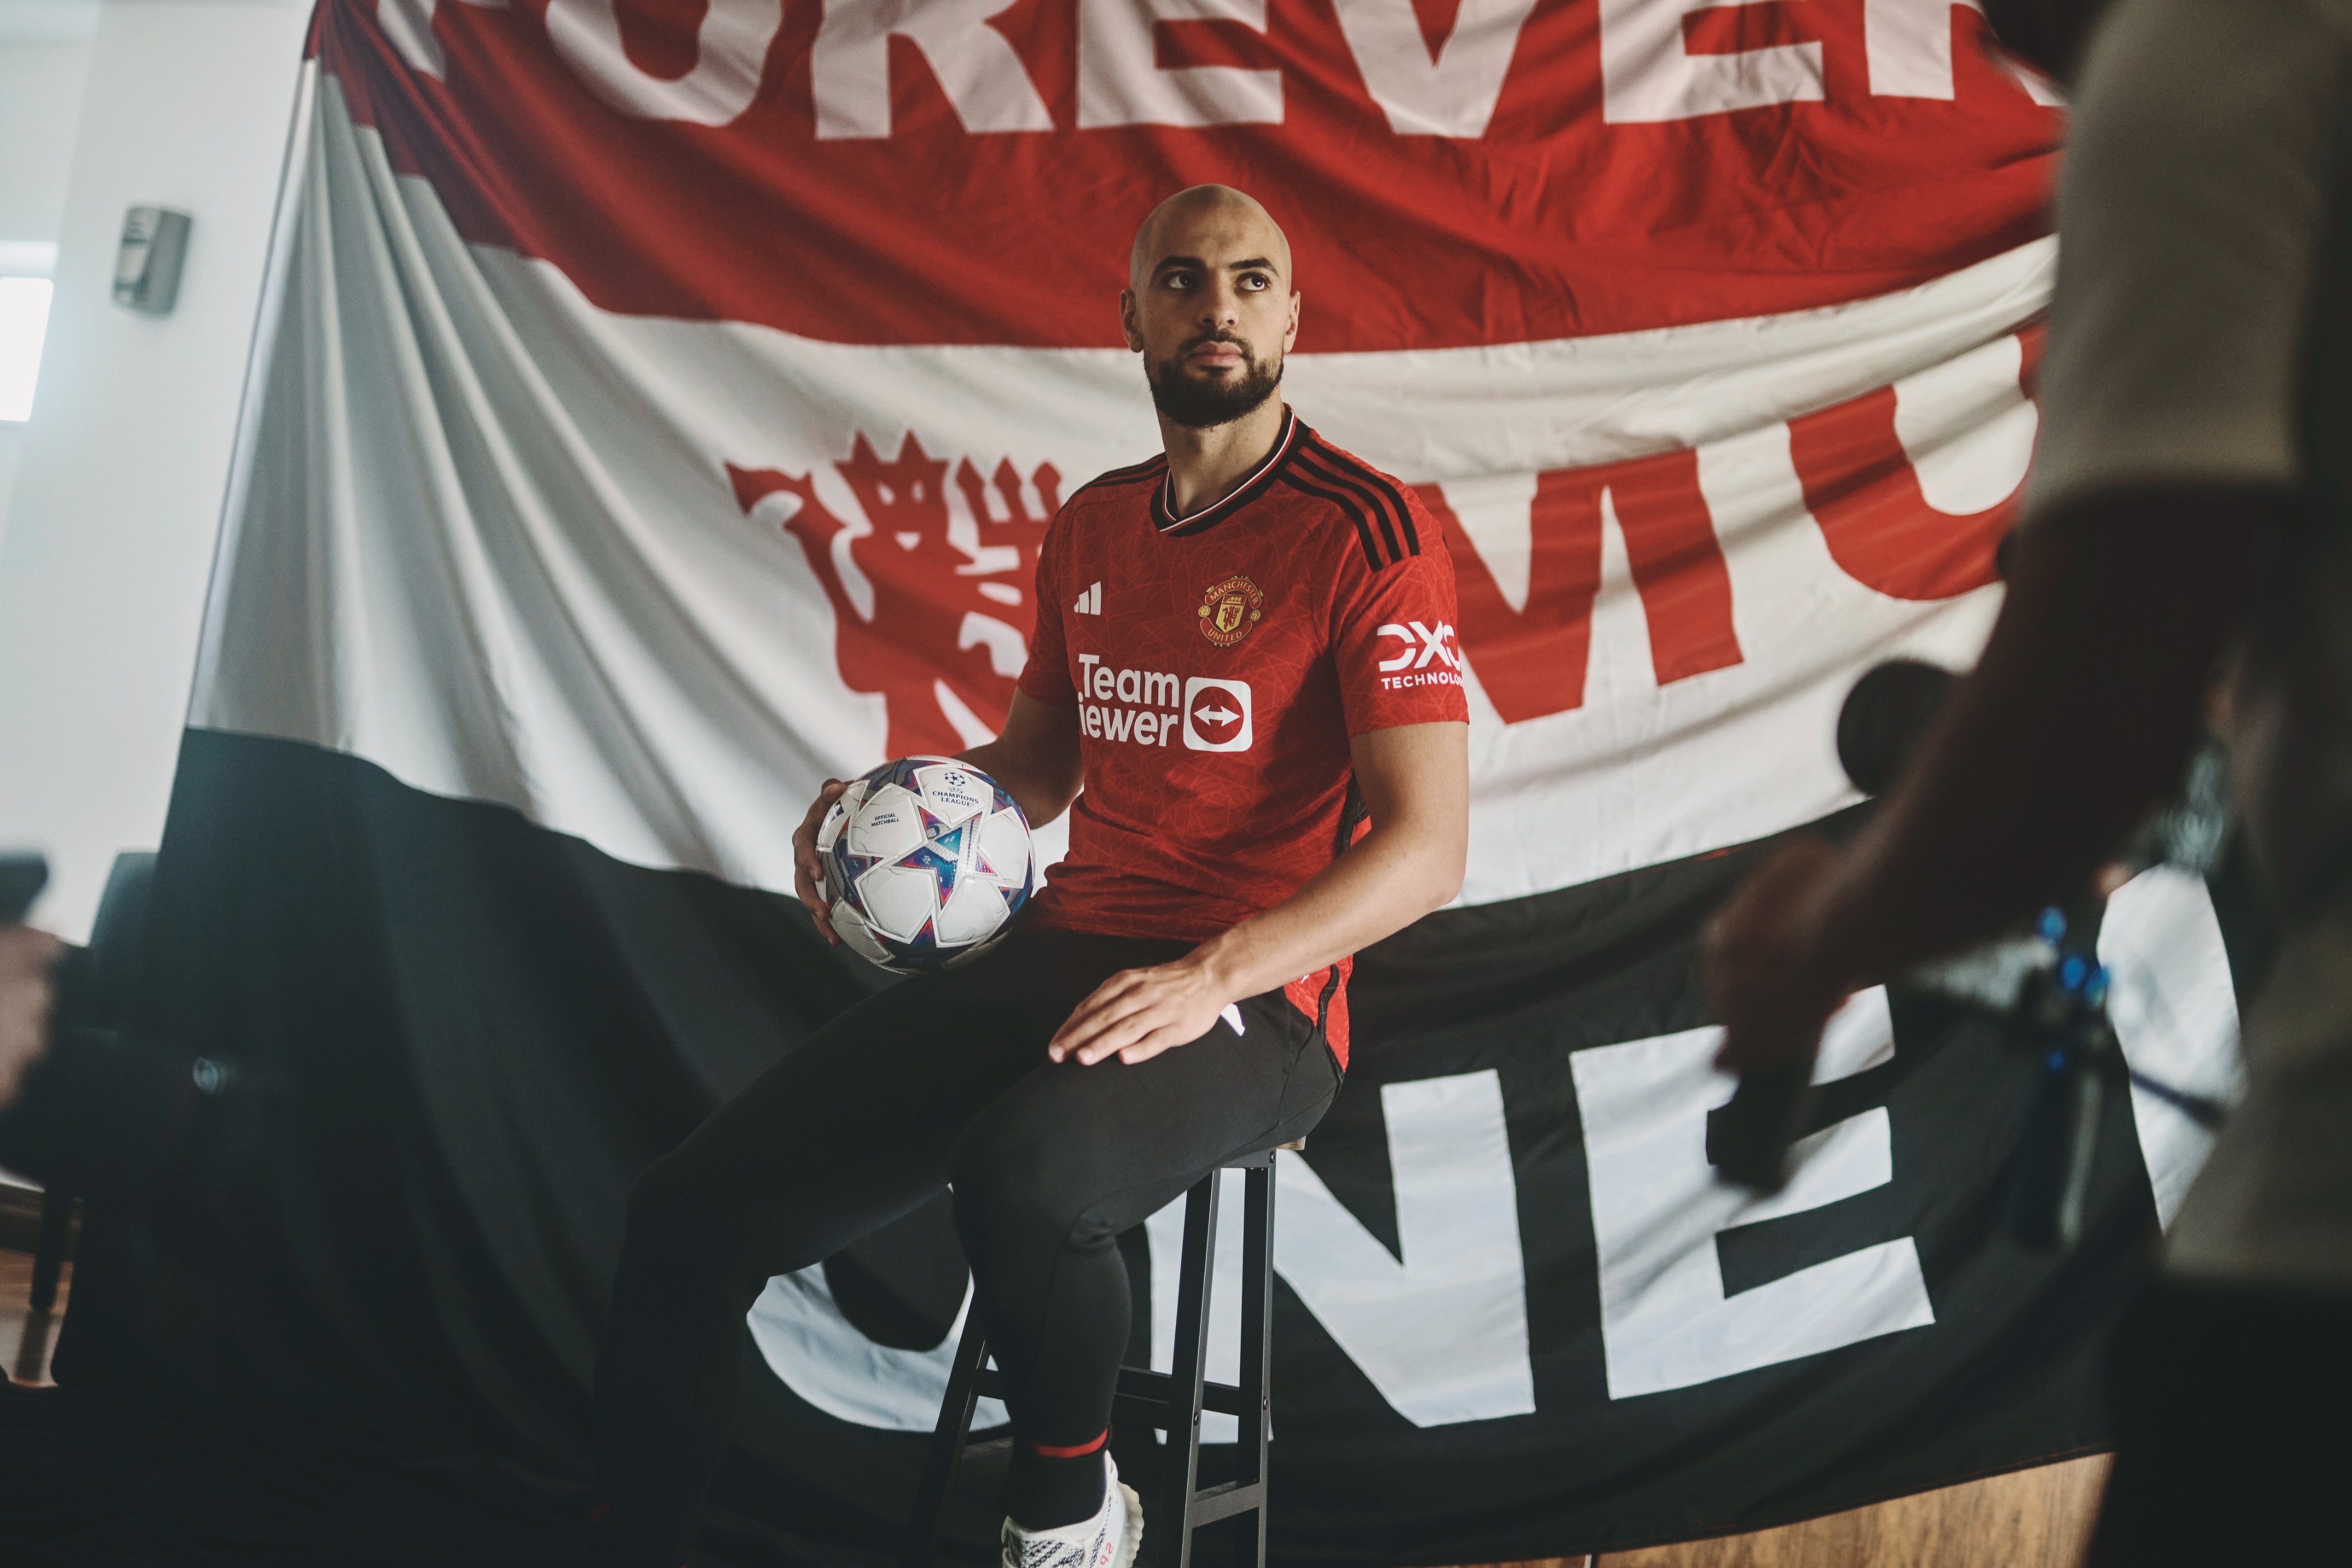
1073 582 1102 615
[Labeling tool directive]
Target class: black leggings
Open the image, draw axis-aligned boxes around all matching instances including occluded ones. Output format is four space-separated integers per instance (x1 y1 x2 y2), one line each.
589 925 1342 1567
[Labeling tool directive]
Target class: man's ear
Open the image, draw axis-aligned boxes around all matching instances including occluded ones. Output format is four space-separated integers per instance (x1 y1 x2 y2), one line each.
1119 288 1144 353
1285 289 1301 354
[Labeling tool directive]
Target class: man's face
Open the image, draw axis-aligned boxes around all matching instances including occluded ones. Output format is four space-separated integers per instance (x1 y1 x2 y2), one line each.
1121 201 1301 431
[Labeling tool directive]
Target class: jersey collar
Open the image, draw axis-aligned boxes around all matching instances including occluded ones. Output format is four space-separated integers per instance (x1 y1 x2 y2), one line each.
1151 406 1302 537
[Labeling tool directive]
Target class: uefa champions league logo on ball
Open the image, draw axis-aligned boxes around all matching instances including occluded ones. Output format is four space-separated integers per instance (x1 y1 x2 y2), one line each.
815 756 1034 973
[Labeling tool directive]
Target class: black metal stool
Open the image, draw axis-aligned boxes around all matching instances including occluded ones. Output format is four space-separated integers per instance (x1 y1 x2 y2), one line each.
903 1146 1281 1568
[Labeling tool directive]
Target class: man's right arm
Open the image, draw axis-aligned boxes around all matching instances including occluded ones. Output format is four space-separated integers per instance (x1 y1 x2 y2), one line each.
795 493 1086 938
957 690 1084 830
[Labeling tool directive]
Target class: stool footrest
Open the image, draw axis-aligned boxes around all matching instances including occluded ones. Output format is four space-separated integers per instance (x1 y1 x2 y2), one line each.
1117 1366 1250 1419
1185 1481 1264 1527
971 1368 1252 1426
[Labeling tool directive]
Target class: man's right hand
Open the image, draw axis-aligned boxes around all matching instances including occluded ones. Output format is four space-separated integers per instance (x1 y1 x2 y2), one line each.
0 926 61 1112
791 780 850 944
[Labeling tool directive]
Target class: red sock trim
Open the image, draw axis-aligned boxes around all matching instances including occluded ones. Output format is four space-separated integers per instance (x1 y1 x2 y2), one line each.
1024 1430 1109 1459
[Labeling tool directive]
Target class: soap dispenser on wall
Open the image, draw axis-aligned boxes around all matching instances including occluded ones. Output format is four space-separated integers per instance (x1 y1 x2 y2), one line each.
112 207 192 316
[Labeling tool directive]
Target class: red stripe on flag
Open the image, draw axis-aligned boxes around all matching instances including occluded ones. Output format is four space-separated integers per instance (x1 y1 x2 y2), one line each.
311 0 2057 352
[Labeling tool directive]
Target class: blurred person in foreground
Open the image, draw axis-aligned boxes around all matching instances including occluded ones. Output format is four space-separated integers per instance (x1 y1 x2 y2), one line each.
1707 0 2352 1559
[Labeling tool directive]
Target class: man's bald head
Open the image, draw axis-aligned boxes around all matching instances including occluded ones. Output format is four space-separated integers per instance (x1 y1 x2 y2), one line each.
1120 184 1301 431
1128 185 1293 293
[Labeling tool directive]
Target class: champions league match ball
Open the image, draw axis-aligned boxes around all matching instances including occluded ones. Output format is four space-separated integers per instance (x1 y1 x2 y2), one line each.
814 756 1034 973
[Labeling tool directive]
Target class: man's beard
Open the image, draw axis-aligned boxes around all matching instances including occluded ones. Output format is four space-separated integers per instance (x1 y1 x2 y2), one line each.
1147 335 1283 429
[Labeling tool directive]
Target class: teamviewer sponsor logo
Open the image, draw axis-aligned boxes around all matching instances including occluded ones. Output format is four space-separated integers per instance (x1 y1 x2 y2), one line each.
1076 653 1181 745
1182 677 1253 752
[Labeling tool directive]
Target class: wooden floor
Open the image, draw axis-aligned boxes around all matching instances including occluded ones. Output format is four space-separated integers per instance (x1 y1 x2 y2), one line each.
1469 1455 2110 1567
0 1245 2107 1565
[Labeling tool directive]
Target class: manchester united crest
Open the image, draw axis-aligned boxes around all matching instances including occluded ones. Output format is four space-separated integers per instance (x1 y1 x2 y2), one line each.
1197 574 1265 647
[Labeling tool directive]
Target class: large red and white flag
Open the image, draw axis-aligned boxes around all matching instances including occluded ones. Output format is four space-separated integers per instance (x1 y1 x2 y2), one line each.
198 0 2059 905
134 3 2249 1559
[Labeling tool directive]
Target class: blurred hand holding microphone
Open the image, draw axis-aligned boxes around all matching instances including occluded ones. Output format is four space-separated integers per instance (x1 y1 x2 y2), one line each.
1707 660 2230 1249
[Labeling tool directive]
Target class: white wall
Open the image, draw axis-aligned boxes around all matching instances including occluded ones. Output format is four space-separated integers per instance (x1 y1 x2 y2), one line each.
0 41 96 238
0 425 19 531
0 0 311 939
0 6 99 546
0 417 22 539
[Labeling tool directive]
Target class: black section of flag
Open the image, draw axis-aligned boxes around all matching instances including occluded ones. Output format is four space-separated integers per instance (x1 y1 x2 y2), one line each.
49 729 2191 1565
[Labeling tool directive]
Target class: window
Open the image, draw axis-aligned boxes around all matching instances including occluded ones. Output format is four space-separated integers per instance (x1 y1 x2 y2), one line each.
0 242 59 424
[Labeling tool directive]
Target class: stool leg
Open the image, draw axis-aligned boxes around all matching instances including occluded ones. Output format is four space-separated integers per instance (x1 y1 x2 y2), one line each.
905 1306 991 1568
11 1187 73 1387
1156 1171 1218 1568
26 1186 71 1315
1234 1162 1274 1568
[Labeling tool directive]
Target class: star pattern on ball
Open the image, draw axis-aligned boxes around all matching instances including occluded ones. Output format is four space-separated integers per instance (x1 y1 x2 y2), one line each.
820 756 1034 974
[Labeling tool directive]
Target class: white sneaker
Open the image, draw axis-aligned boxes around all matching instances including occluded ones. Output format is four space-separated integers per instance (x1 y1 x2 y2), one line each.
999 1454 1144 1568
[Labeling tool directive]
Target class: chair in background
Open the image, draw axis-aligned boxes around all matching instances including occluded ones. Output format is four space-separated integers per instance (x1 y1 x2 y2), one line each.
11 849 154 1385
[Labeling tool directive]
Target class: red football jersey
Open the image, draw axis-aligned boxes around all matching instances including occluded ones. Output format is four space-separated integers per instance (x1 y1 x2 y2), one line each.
1015 408 1469 1066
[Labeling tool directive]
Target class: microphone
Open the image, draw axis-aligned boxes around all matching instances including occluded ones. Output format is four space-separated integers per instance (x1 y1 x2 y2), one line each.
1835 659 1957 798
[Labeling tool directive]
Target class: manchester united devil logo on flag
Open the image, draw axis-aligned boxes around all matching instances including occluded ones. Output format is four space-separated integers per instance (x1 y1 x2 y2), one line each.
726 438 1057 757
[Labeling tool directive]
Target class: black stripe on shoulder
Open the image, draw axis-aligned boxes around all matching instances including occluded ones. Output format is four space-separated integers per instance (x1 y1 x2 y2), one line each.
1276 470 1385 571
1291 447 1405 567
1069 455 1168 501
1304 440 1421 558
1313 442 1422 556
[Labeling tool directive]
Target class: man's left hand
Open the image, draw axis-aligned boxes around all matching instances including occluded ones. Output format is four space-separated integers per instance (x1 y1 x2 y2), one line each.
1048 958 1232 1066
